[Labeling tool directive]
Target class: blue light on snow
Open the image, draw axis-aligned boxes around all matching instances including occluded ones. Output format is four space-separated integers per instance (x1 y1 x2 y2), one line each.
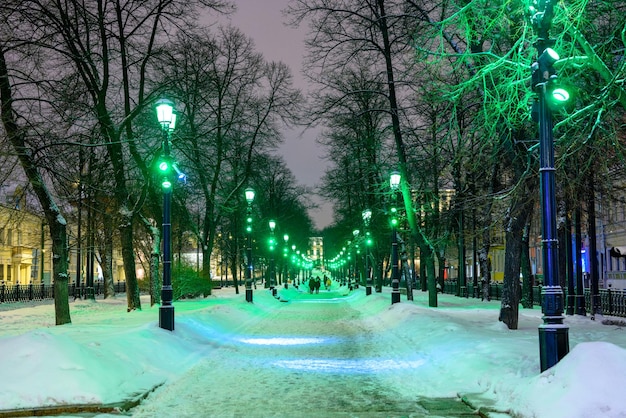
272 358 426 374
236 337 331 346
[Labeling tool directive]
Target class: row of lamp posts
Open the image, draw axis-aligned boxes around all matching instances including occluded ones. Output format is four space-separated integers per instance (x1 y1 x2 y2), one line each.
243 187 296 301
154 62 571 373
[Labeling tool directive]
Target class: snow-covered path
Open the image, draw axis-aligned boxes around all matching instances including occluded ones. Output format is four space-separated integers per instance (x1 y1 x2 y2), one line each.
130 288 478 417
3 282 625 417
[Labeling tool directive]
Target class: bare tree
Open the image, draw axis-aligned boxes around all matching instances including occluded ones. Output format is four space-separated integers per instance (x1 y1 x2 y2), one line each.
287 0 445 304
154 26 302 287
0 45 71 324
3 0 233 312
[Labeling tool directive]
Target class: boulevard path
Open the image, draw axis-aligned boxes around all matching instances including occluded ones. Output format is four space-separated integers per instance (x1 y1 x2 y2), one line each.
130 283 483 417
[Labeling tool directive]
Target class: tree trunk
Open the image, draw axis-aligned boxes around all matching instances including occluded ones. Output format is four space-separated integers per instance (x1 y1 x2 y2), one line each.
421 244 437 307
520 221 534 308
437 253 445 293
50 221 71 324
499 198 532 329
101 211 115 299
0 46 71 324
479 246 491 302
375 251 384 292
120 218 141 311
230 252 240 294
565 207 576 315
457 209 467 297
587 174 601 317
150 228 161 306
202 244 213 294
399 234 413 301
573 206 586 315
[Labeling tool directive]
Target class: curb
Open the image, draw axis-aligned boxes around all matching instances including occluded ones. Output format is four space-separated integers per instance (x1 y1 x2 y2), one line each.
0 384 162 417
460 392 515 417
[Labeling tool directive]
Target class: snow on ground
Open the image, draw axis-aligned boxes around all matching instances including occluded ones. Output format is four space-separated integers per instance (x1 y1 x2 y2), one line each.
0 281 625 417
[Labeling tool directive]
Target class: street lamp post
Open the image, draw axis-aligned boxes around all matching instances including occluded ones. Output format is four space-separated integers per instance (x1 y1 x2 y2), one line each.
340 248 346 285
283 234 289 288
269 220 277 297
156 98 177 331
353 229 360 289
530 0 569 371
362 209 373 295
291 244 300 286
245 187 255 303
390 171 401 304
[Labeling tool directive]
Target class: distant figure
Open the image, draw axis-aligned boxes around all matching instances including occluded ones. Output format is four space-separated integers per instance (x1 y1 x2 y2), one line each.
314 277 321 294
308 278 316 294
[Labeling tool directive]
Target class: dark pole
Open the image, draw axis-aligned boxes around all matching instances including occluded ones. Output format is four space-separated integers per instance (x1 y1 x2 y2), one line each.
159 127 174 331
391 222 400 304
532 0 568 370
270 253 276 296
244 190 254 302
269 222 276 297
390 173 401 304
363 210 372 296
365 246 372 295
364 212 372 295
245 214 253 302
537 74 568 370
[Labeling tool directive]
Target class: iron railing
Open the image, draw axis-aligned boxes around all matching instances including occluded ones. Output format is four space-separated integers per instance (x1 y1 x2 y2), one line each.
6 278 624 318
443 280 626 318
0 282 126 303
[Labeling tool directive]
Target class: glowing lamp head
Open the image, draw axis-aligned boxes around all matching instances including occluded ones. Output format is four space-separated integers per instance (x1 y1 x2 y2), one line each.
539 48 559 66
551 88 570 102
362 208 372 225
155 99 175 129
390 171 401 190
245 187 255 204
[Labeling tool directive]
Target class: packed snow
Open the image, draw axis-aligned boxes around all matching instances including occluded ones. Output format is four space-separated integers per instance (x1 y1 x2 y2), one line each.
0 279 625 417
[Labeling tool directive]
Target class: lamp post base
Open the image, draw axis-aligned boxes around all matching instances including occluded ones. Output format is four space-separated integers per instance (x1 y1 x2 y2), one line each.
159 305 175 331
246 288 253 303
538 323 569 371
391 290 401 304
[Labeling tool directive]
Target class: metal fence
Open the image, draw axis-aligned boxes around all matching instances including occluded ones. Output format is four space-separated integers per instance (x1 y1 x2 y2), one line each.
6 278 624 318
441 280 626 318
0 282 127 303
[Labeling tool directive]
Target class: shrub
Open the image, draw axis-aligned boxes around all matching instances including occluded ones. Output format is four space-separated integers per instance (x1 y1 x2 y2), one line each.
172 262 212 300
